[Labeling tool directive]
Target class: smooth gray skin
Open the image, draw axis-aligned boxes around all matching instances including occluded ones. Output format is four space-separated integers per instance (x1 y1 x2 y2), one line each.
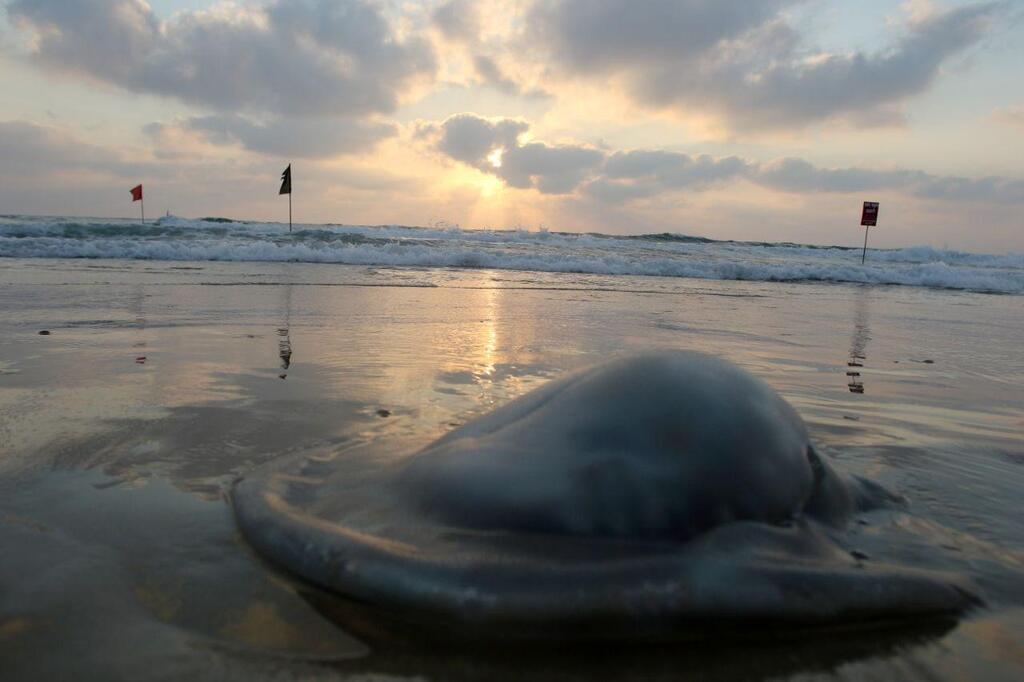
399 352 856 540
232 352 978 640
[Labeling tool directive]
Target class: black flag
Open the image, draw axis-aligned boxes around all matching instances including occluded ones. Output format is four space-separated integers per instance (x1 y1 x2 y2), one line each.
279 164 292 195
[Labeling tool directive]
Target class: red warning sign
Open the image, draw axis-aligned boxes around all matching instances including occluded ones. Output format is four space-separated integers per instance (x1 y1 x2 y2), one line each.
861 201 879 227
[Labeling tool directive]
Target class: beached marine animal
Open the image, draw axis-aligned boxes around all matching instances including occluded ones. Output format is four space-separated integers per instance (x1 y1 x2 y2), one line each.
232 351 977 641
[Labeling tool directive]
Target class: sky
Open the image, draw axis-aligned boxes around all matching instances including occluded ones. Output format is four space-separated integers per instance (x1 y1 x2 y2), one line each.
0 0 1022 250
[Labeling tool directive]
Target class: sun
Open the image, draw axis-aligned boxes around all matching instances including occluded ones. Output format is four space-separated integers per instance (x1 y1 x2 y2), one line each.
477 173 503 198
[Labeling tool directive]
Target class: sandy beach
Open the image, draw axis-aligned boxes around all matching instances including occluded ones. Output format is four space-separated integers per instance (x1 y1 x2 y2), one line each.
1 256 1021 680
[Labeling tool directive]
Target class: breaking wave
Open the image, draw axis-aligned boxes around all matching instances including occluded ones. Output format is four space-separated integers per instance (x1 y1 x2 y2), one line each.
1 215 1021 294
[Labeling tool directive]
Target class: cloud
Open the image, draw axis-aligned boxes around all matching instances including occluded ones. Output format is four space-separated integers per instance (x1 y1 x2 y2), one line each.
473 55 517 93
530 0 791 74
587 151 751 201
426 114 752 198
427 113 602 194
697 2 1002 130
0 118 236 200
0 120 113 171
754 158 923 193
432 0 479 43
528 0 1004 131
429 1 549 99
426 114 1024 204
432 113 529 164
161 115 397 159
755 158 1024 204
0 118 258 183
7 0 435 117
910 174 1024 203
472 54 550 98
499 142 605 193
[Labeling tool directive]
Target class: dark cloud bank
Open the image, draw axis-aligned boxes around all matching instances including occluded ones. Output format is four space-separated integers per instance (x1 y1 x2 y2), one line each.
164 116 397 159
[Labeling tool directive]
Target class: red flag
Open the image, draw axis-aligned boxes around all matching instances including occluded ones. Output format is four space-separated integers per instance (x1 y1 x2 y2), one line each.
130 184 143 202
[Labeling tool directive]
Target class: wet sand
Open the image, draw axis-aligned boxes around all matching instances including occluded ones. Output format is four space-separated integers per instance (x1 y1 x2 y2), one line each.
1 258 1022 680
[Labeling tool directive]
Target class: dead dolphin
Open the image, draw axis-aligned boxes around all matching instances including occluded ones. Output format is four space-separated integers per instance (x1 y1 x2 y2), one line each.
232 351 977 641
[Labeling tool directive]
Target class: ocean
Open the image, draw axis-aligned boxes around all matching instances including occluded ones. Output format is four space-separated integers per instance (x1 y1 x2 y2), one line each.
1 214 1022 293
0 216 1022 680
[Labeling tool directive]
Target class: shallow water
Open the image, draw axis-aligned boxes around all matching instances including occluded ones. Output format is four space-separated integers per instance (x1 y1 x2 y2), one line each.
1 258 1022 680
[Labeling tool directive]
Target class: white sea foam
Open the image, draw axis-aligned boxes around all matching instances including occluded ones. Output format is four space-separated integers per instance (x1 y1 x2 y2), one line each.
1 216 1021 294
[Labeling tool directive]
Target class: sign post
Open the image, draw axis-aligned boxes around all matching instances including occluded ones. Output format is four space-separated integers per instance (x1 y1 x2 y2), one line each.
860 201 879 264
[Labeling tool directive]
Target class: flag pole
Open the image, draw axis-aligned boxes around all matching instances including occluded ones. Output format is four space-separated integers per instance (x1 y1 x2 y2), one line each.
861 226 869 264
289 191 292 233
141 195 145 224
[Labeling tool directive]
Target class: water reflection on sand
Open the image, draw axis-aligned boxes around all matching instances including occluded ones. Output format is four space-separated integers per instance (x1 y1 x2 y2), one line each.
277 284 293 380
846 286 871 394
